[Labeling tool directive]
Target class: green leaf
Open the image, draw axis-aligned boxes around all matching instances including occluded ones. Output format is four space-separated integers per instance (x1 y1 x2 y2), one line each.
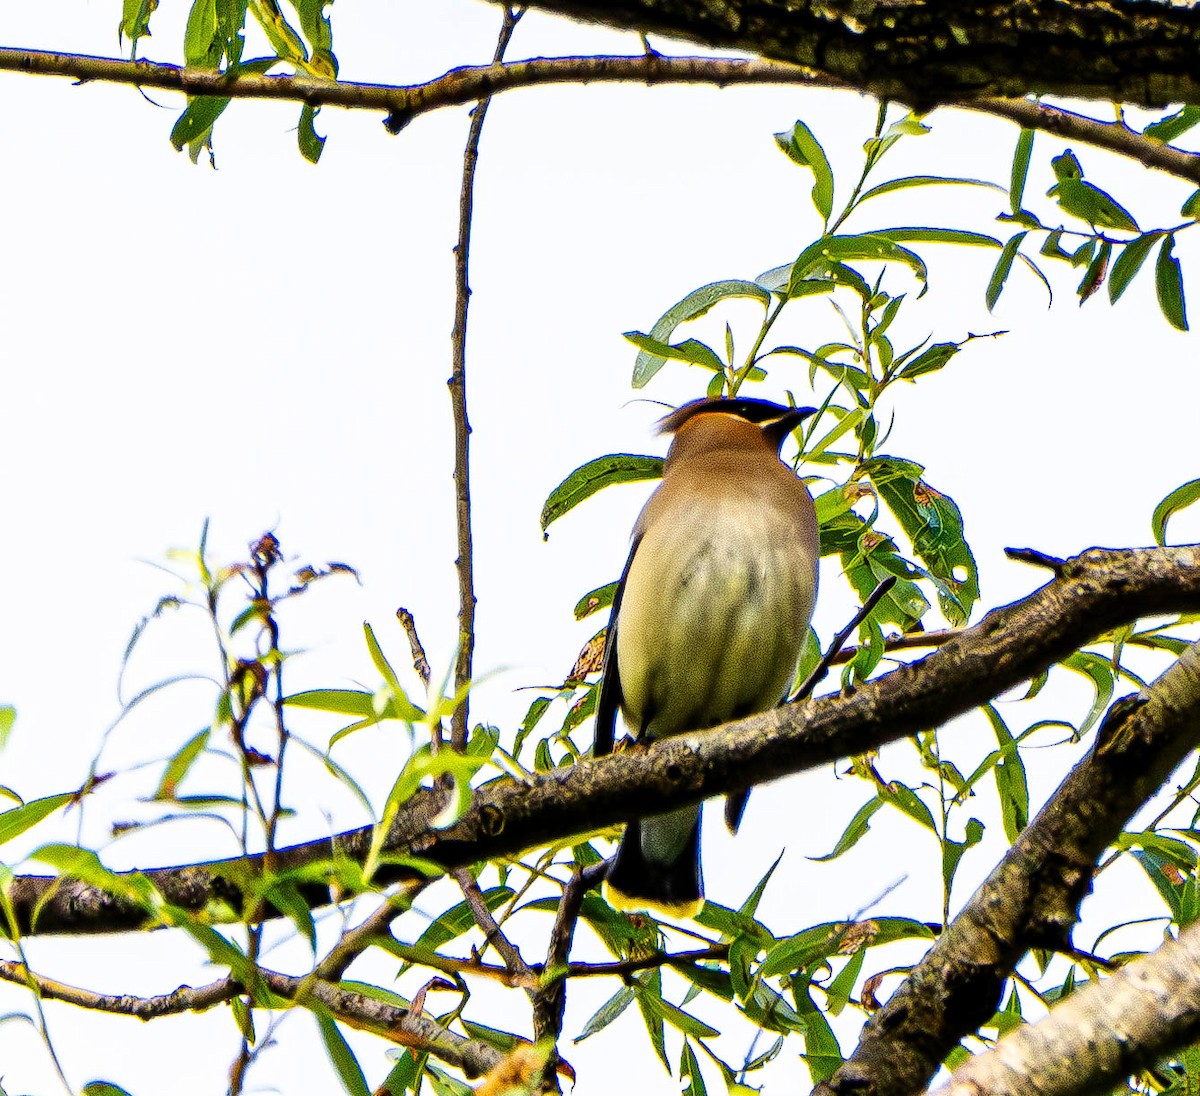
119 0 157 48
1183 189 1200 219
863 456 979 625
414 887 513 951
0 795 74 848
184 0 218 66
878 782 936 832
1061 651 1115 737
170 96 230 156
1109 232 1163 303
795 987 843 1083
424 1063 473 1096
640 993 719 1039
809 798 883 861
316 1013 371 1096
680 1040 708 1096
982 705 1029 842
872 227 1001 248
897 341 959 381
632 281 771 387
942 817 985 897
791 234 928 296
1009 128 1034 214
1077 238 1111 303
574 581 618 621
775 120 834 223
0 707 14 752
154 728 210 799
623 332 725 372
298 104 325 163
1144 106 1200 144
986 231 1026 310
286 687 423 722
83 1085 134 1096
824 946 865 1017
576 989 638 1044
856 176 1005 207
633 970 670 1071
1155 234 1189 330
540 454 663 533
459 1019 522 1053
1152 477 1200 546
33 844 160 913
1131 847 1186 921
1049 177 1139 233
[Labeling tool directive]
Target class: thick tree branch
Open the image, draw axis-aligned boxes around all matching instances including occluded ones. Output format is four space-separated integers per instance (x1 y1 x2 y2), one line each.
4 545 1199 937
514 0 1200 109
819 637 1200 1096
930 922 1200 1096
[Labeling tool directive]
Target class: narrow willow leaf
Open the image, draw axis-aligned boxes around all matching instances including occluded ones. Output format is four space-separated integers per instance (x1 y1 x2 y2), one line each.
633 971 670 1071
856 176 1005 206
540 454 663 533
775 120 835 223
1077 238 1111 303
623 332 725 372
864 456 979 624
298 104 325 163
316 1014 371 1096
1009 128 1034 214
1152 477 1200 545
986 231 1026 310
873 227 1000 248
576 985 636 1041
632 281 770 387
791 234 928 295
170 95 230 154
809 797 882 861
1144 105 1200 144
0 707 14 752
573 581 618 621
0 794 74 848
414 888 513 951
942 817 985 898
154 728 210 799
1183 189 1200 219
184 0 218 66
1155 233 1189 330
825 946 866 1017
1061 651 1115 737
1049 177 1139 233
1109 232 1162 303
681 1040 708 1096
898 341 959 381
83 1085 134 1096
119 0 157 48
982 704 1029 841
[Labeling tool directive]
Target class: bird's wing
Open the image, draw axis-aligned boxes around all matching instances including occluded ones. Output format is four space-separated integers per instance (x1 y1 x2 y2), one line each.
593 534 641 758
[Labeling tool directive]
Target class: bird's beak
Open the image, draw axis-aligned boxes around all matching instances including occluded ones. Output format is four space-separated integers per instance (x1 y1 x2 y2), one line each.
763 406 818 450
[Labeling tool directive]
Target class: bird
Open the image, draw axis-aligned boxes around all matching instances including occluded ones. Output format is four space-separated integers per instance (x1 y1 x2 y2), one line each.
595 395 820 918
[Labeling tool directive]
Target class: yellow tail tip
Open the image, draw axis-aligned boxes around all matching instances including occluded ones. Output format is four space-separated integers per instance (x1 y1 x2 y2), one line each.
602 878 703 920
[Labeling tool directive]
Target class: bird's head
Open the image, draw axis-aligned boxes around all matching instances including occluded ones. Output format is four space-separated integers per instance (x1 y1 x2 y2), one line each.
658 396 818 454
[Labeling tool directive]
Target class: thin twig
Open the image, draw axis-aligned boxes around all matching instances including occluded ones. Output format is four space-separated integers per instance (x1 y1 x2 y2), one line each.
396 607 432 688
451 866 533 987
788 577 897 703
532 863 606 1045
1005 547 1067 571
316 888 423 982
449 6 523 753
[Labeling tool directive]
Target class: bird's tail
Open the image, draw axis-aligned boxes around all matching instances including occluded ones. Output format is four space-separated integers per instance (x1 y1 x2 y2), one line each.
603 805 703 918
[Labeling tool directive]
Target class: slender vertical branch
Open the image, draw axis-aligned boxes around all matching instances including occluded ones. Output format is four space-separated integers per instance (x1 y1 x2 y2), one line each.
449 6 523 753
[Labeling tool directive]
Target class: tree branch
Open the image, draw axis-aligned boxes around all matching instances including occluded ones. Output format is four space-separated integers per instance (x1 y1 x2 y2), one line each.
449 7 522 752
819 636 1200 1096
6 545 1200 937
0 958 503 1078
930 922 1200 1096
2 46 1198 184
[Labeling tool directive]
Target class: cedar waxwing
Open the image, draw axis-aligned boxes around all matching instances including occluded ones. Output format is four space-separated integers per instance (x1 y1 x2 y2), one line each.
595 396 820 917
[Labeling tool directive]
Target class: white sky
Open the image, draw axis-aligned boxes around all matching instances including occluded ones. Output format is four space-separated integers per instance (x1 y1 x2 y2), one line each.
0 2 1198 1094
